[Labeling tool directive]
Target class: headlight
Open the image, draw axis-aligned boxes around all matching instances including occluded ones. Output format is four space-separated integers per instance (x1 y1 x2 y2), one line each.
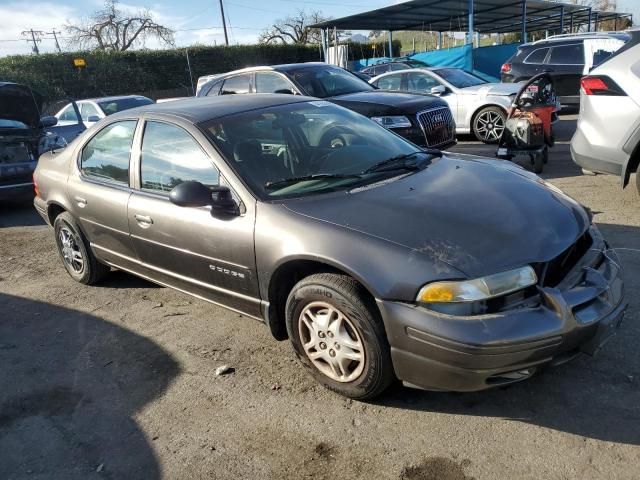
417 266 537 304
371 116 412 129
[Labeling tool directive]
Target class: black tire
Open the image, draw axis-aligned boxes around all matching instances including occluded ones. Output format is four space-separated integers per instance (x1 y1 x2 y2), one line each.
285 273 394 400
542 145 549 164
472 106 506 144
636 163 640 196
53 212 110 285
531 152 544 174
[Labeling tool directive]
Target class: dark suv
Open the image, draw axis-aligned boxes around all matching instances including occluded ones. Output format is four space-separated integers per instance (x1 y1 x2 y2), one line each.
197 63 455 149
501 33 628 105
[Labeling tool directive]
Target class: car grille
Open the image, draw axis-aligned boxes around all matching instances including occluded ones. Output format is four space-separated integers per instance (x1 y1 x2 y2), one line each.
536 230 593 287
416 107 456 148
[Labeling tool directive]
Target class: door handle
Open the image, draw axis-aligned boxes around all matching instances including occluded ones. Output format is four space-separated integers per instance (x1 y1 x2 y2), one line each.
134 214 153 226
74 196 87 207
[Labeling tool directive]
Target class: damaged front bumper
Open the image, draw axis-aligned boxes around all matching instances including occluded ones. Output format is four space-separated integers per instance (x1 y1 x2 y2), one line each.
378 225 627 392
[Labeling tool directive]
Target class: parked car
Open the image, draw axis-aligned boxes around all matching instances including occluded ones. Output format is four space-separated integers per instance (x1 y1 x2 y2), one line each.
34 95 626 399
571 31 640 192
0 82 70 203
197 63 456 149
195 74 220 96
55 95 154 128
370 67 522 143
501 32 628 105
359 57 431 77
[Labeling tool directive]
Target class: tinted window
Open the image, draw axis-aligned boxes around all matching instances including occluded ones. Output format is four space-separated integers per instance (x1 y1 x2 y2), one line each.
406 72 440 92
548 44 584 65
80 103 101 121
97 97 153 116
255 72 294 93
524 48 549 64
59 105 80 122
221 75 251 95
288 66 374 98
376 74 402 90
81 121 137 185
140 121 219 194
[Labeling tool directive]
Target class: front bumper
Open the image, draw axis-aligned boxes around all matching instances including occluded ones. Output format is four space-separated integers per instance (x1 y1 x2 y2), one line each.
378 226 626 392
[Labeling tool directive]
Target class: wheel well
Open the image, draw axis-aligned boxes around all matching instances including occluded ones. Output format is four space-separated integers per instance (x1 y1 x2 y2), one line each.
47 203 66 225
266 260 376 341
623 142 640 188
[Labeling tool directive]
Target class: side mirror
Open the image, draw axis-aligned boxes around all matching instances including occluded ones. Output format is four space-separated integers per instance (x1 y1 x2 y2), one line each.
210 185 240 217
39 116 58 128
87 115 101 122
430 85 446 96
169 181 212 208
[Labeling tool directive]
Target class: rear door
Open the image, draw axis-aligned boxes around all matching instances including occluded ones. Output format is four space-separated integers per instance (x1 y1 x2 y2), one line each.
127 118 260 316
545 43 584 100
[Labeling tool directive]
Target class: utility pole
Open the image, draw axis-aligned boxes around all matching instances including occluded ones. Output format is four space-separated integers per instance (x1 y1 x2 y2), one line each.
21 29 43 54
218 0 229 46
47 29 62 53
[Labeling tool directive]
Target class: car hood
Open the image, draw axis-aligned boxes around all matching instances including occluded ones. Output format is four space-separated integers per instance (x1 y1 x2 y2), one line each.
0 82 43 129
329 90 447 115
283 154 590 278
459 82 522 96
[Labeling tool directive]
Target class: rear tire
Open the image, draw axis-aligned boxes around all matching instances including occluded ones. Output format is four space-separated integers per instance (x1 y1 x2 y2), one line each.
53 212 109 285
285 273 394 400
472 106 506 144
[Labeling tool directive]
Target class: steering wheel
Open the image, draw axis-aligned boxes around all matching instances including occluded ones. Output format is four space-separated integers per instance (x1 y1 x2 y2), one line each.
312 125 358 170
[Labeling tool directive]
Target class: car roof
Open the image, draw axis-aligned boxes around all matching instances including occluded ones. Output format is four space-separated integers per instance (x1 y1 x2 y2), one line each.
523 32 629 48
80 95 152 103
204 62 338 79
111 94 315 123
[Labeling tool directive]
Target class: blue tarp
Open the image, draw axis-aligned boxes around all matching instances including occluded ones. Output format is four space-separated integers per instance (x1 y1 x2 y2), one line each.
473 43 519 79
411 44 473 70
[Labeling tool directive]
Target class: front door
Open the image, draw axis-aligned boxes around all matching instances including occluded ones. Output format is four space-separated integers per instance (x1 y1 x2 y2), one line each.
127 119 260 316
66 119 139 265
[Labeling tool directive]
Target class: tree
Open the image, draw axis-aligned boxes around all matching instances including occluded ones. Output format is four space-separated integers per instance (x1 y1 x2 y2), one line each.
259 10 344 45
65 0 174 52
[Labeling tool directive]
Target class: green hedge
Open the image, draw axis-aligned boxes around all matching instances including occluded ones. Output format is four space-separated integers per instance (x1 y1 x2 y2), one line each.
0 41 401 104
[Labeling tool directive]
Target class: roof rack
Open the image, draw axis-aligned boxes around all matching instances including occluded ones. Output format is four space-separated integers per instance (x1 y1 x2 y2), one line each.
532 31 628 43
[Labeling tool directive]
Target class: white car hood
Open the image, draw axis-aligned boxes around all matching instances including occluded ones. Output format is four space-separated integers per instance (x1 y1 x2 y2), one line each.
460 82 522 96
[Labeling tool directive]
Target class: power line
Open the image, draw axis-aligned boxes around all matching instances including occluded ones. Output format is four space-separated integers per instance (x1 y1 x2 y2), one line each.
21 29 43 54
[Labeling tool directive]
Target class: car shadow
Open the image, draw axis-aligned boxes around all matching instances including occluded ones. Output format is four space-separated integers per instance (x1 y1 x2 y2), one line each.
0 293 180 479
0 202 45 228
99 270 163 289
375 221 640 446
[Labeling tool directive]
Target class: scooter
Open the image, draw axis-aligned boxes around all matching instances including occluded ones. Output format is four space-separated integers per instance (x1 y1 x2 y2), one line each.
496 73 559 174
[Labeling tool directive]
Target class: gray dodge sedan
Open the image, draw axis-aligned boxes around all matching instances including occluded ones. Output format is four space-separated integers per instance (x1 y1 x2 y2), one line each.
33 95 626 399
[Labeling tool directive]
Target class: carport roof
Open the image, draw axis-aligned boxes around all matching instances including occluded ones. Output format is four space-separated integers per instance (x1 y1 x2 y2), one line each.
311 0 629 34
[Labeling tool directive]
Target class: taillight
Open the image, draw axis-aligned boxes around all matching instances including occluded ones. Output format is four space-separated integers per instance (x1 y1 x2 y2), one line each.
580 75 626 96
501 63 512 74
33 173 39 197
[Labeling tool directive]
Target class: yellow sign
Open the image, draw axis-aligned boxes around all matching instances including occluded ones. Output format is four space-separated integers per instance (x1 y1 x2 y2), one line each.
73 58 86 68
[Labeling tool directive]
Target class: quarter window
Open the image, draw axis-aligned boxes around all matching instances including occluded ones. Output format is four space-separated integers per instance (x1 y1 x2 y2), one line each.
80 120 137 185
524 48 549 64
140 121 219 194
221 75 251 95
548 44 584 65
255 72 294 93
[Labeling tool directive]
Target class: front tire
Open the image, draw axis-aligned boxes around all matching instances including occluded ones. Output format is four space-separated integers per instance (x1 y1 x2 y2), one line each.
285 273 394 399
473 106 506 144
54 212 109 285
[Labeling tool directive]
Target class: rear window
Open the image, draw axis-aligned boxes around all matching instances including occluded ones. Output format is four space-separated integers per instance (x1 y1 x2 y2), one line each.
548 44 584 65
524 48 549 64
221 75 251 95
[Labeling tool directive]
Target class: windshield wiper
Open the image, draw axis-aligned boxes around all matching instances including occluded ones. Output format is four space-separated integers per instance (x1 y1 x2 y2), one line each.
363 150 439 174
264 173 362 190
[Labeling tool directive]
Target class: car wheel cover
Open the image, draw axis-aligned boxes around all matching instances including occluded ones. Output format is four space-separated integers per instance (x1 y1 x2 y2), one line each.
475 110 505 141
298 301 365 383
59 226 84 274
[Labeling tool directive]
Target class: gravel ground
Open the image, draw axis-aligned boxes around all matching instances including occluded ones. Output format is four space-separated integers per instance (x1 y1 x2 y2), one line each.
1 114 639 480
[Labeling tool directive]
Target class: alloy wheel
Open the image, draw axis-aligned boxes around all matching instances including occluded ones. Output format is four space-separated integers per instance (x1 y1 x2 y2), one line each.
298 301 365 383
58 227 84 274
475 110 505 142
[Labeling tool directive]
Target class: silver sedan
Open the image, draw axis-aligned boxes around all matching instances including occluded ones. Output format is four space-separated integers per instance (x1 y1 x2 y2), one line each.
370 67 522 143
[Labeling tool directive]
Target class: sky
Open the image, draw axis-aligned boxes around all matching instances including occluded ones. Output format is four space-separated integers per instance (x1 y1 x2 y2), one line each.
0 0 638 57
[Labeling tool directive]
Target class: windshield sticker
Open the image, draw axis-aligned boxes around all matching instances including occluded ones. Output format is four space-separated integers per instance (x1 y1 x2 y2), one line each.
309 101 331 107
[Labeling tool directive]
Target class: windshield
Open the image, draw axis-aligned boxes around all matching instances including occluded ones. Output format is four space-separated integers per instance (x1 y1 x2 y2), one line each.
201 101 428 199
287 66 374 98
435 68 486 88
97 97 153 116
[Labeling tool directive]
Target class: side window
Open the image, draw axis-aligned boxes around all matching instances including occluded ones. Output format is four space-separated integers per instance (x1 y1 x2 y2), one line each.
406 72 440 93
140 121 219 194
524 48 549 64
80 103 101 121
80 120 137 185
548 44 584 65
220 75 251 95
59 105 80 122
204 79 223 97
376 74 402 91
255 72 294 93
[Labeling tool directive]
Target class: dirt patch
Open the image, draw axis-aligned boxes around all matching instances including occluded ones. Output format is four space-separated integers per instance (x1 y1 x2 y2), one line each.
401 457 473 480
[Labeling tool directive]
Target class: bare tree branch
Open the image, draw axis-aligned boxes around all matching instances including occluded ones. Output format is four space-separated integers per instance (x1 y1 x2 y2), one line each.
258 10 348 45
